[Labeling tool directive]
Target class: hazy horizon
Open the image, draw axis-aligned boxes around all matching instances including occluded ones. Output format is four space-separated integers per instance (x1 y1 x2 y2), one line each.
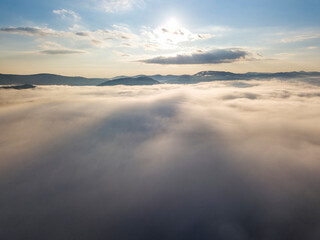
1 69 320 80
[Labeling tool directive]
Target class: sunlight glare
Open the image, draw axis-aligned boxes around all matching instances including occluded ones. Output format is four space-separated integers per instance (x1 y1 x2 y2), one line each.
164 18 180 31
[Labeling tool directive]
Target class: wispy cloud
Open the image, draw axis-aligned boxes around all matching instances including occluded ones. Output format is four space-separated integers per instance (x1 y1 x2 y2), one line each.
38 41 87 55
0 27 68 37
105 24 137 41
140 49 251 64
97 0 145 13
0 19 215 58
53 9 81 21
281 34 320 43
280 30 320 43
0 26 110 48
40 49 87 55
0 23 247 63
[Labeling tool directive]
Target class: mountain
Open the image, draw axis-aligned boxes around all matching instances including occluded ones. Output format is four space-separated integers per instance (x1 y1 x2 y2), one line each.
0 73 107 86
99 76 160 86
149 74 181 82
165 75 195 84
1 71 319 86
164 71 320 84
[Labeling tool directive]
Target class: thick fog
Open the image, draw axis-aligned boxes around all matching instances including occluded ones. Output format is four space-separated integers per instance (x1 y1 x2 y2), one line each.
1 80 320 240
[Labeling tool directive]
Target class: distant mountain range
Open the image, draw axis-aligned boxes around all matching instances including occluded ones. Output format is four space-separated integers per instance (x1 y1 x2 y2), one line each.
1 71 320 86
162 71 320 84
0 73 107 86
99 76 159 86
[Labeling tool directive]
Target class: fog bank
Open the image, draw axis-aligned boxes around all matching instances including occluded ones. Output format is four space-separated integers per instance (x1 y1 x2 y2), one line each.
1 80 320 240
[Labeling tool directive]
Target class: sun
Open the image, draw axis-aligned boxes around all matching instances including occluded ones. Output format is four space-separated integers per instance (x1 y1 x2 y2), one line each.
163 18 180 31
154 17 190 47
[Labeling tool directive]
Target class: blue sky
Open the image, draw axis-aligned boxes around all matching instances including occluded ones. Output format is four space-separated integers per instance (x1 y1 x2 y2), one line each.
1 0 320 77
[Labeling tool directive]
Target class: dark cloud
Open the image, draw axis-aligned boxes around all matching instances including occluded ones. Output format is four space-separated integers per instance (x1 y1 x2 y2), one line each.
140 49 249 65
174 30 184 35
0 27 60 37
40 49 86 55
162 28 169 33
161 28 184 35
75 32 90 37
225 82 258 88
121 43 132 47
298 92 320 97
222 92 261 100
90 39 103 45
1 81 320 240
120 35 130 40
198 34 208 39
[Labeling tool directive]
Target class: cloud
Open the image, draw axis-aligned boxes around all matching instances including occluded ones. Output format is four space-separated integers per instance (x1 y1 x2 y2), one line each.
75 31 90 37
281 34 320 43
38 41 64 49
0 26 111 49
141 24 212 50
37 41 87 55
279 30 320 43
140 49 250 64
105 24 137 41
222 92 260 100
0 22 213 54
53 9 81 21
1 80 320 239
0 26 66 37
98 0 145 13
40 49 87 55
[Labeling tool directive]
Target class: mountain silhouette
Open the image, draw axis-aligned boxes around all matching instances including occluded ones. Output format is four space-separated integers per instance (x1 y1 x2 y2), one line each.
1 71 319 86
99 76 160 86
0 73 107 86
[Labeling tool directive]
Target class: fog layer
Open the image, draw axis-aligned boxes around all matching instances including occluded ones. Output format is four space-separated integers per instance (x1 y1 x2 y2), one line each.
1 80 320 240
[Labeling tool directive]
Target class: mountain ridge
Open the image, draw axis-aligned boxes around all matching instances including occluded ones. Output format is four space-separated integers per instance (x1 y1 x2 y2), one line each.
99 76 160 86
0 73 107 86
1 71 320 86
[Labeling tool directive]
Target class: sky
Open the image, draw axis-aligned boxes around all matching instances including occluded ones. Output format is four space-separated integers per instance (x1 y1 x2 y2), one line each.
0 0 320 77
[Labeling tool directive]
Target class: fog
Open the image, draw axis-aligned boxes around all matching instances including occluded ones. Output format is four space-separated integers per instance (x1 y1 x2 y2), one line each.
1 80 320 240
